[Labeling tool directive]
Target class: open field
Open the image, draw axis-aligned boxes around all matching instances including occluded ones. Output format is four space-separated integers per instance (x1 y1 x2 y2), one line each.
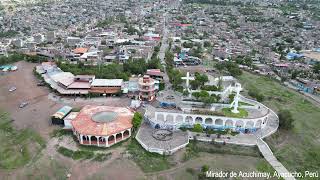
0 61 61 139
239 71 320 174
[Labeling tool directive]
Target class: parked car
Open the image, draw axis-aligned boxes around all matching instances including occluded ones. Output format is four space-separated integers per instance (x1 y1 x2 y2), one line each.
9 86 17 92
37 81 45 86
19 102 29 108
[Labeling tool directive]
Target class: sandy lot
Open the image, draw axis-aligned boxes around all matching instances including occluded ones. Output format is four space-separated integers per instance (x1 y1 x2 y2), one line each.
0 61 60 139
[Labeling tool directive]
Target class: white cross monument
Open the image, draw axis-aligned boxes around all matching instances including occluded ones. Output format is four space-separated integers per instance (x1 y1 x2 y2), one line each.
181 72 195 97
230 83 242 114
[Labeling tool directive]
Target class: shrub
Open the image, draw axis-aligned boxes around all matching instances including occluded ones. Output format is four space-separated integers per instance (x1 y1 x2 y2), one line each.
57 147 73 158
193 124 203 133
278 110 294 130
132 112 143 129
201 165 209 172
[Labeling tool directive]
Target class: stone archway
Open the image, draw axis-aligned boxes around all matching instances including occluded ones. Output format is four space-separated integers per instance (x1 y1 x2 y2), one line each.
245 121 254 129
195 117 203 124
108 135 115 144
215 119 223 126
185 116 193 124
155 124 160 129
98 137 105 143
225 119 234 128
263 117 267 124
123 130 130 138
235 120 244 128
91 136 97 144
82 135 88 141
255 120 262 128
166 114 174 123
116 133 122 141
176 115 184 124
205 118 213 124
157 114 165 122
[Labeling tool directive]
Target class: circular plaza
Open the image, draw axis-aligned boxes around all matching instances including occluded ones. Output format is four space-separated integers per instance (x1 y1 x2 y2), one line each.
71 105 133 147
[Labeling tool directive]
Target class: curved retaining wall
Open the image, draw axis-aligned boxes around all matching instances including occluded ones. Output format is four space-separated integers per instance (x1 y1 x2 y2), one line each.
145 95 279 135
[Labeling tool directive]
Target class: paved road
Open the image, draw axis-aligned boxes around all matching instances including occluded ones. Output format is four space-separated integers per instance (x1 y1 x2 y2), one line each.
158 12 170 90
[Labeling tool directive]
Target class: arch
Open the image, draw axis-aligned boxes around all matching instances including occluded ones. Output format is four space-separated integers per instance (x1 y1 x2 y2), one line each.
157 114 165 122
255 120 262 128
82 135 88 141
123 130 130 137
185 116 193 124
195 117 203 124
155 124 160 129
98 137 105 142
176 115 184 123
225 119 234 128
205 118 213 124
245 121 254 129
116 133 122 141
235 120 244 128
215 119 223 126
91 136 97 142
263 117 267 124
166 114 174 123
108 135 115 144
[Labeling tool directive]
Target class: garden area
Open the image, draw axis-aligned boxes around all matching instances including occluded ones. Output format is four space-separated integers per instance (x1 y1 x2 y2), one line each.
221 107 248 118
57 146 111 162
239 71 320 174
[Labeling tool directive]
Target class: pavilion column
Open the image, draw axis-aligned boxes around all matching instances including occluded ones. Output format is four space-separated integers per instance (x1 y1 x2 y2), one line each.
96 136 100 146
80 134 83 144
88 135 92 145
121 131 124 140
105 136 108 147
114 134 117 143
129 129 131 136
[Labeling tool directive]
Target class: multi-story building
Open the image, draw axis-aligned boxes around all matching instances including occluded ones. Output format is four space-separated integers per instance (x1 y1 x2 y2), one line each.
138 75 156 101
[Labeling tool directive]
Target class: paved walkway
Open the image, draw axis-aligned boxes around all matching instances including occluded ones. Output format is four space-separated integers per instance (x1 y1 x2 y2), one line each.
257 139 296 180
240 96 296 180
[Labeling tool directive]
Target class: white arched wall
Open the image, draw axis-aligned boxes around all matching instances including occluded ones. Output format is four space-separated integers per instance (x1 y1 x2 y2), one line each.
152 111 269 130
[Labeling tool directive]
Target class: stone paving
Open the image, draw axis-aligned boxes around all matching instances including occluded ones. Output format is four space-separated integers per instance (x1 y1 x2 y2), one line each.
135 122 189 155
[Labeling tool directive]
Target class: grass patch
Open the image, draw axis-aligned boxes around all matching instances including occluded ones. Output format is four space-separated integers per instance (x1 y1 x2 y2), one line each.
93 152 112 162
127 139 171 172
239 101 254 106
57 146 74 158
221 108 248 118
239 71 320 173
50 129 73 138
256 160 276 174
183 140 261 162
0 110 46 169
57 146 112 161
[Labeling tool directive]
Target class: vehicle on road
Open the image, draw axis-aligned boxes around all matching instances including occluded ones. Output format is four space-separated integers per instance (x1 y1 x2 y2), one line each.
19 102 29 108
37 81 45 86
9 86 17 92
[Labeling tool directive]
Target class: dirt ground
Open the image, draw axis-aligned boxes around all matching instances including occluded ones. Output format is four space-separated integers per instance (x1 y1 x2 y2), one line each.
0 61 60 139
0 61 267 180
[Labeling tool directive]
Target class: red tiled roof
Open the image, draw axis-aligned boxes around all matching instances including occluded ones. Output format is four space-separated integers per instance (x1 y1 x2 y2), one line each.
71 105 133 136
73 47 89 54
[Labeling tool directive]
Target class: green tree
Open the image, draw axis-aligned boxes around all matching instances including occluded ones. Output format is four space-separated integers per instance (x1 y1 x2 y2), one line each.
193 124 203 133
278 110 294 130
132 112 143 130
